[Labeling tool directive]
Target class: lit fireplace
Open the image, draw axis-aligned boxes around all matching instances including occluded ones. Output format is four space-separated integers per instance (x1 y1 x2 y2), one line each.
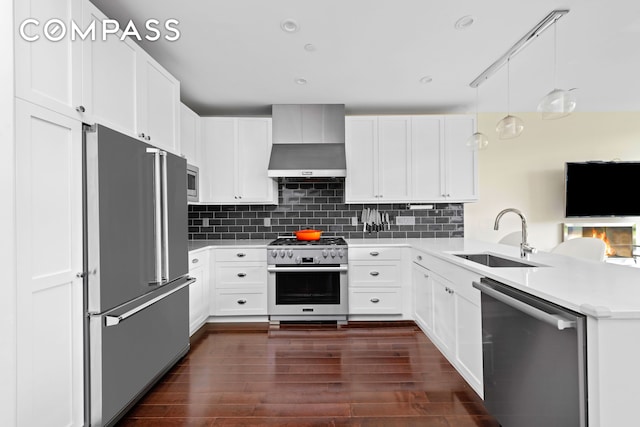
563 223 636 258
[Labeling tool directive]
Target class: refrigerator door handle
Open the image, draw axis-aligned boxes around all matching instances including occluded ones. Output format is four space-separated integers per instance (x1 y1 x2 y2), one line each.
104 277 195 327
161 150 170 282
147 147 163 284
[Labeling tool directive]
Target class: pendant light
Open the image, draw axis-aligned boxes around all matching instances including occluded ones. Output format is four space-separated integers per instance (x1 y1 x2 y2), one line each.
466 87 489 150
537 20 576 119
496 58 524 139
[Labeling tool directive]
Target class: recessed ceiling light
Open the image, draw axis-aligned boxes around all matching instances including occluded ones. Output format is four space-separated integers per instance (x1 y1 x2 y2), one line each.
295 78 308 85
419 76 433 84
280 19 299 33
304 43 316 52
455 15 475 30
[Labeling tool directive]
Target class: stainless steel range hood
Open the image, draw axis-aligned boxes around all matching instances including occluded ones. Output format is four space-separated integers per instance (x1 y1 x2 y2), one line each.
268 104 346 178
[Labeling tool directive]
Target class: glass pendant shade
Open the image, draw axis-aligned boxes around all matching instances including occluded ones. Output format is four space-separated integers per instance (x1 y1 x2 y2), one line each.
496 115 524 139
538 88 576 119
466 132 489 150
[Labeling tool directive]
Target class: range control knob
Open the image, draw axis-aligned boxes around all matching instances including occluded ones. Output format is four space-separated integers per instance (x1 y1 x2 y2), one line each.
295 256 302 264
279 249 286 258
322 249 329 258
338 249 344 258
271 249 278 258
330 249 336 258
287 249 294 258
314 257 321 264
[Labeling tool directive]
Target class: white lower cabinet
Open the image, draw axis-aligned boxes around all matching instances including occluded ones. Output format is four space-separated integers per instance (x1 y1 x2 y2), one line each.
212 249 267 316
188 250 210 336
15 99 84 426
348 247 407 316
412 250 483 397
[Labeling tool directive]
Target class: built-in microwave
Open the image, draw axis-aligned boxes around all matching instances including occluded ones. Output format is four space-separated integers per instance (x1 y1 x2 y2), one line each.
186 164 199 202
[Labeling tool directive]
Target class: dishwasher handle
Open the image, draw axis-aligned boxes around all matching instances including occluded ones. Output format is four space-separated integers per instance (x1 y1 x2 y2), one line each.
473 281 577 330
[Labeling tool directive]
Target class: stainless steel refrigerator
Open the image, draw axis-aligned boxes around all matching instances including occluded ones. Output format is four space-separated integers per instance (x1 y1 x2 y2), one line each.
83 124 193 426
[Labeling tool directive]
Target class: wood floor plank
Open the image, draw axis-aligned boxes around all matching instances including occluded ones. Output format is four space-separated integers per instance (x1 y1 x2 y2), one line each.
117 322 498 426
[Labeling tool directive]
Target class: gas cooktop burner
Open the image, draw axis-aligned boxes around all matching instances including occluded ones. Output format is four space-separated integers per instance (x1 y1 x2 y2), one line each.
268 236 348 247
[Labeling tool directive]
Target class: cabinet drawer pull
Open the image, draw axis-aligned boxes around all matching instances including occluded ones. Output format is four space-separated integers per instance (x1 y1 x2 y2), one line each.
138 133 145 139
191 258 199 264
237 272 246 278
370 271 380 276
416 255 422 261
75 105 85 113
370 251 380 256
237 253 246 258
237 299 247 305
370 298 380 303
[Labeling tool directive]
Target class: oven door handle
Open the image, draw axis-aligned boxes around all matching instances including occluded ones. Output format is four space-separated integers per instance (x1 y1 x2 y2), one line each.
267 266 348 273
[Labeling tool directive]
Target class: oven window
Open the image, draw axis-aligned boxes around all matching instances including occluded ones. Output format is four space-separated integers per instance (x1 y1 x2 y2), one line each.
275 271 340 305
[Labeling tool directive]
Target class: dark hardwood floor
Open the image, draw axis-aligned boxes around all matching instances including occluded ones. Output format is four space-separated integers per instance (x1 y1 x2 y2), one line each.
117 322 499 426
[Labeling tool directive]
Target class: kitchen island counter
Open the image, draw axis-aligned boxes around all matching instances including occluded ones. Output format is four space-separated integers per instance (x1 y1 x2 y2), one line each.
348 237 640 320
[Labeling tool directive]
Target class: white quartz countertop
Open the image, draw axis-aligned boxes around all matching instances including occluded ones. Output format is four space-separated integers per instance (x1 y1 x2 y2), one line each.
189 237 640 319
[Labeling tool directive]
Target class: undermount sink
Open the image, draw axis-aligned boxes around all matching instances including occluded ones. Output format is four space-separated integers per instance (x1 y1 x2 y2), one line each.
454 253 543 268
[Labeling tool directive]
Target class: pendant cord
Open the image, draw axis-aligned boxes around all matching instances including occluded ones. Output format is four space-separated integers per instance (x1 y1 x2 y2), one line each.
475 87 479 132
507 58 511 114
553 20 558 88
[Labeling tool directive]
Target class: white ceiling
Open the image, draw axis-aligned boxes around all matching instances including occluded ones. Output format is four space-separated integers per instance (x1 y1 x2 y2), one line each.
90 0 640 116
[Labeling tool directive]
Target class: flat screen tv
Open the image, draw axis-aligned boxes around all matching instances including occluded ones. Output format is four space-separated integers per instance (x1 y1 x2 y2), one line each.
565 161 640 217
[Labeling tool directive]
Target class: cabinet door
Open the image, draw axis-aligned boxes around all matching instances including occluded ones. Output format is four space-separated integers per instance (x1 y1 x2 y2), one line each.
412 264 433 333
188 252 209 336
237 118 276 203
180 103 201 166
431 273 456 354
377 117 411 202
444 116 478 201
411 116 445 201
136 51 181 154
454 291 483 392
81 1 138 137
345 117 378 202
201 118 237 203
15 99 84 426
15 0 83 120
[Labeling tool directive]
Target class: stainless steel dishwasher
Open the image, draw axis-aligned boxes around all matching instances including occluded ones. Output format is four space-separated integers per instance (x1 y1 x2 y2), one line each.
473 277 587 427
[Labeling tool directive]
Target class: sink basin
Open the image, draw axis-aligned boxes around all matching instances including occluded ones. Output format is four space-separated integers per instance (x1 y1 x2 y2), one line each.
454 253 542 268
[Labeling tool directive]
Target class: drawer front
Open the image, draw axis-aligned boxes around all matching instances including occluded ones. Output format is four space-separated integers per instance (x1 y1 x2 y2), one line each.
349 263 400 287
216 248 266 262
188 251 208 267
216 263 266 288
214 288 267 315
349 247 402 261
349 288 402 314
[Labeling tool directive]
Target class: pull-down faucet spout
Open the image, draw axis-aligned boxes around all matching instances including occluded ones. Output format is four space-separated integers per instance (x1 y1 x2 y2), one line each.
494 208 537 259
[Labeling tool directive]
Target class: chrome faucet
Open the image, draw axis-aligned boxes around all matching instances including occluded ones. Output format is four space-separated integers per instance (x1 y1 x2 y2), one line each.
494 208 537 259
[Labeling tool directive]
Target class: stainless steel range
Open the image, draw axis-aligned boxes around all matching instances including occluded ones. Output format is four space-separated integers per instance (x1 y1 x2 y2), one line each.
267 236 348 324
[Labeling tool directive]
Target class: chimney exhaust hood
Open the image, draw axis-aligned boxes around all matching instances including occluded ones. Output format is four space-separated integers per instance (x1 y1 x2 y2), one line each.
268 104 346 178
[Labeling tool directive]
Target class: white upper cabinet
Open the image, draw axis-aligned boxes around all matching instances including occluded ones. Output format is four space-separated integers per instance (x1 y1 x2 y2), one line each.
180 103 201 166
136 50 181 154
201 117 277 204
345 117 378 202
15 0 84 121
443 116 478 201
81 1 138 137
17 0 182 155
345 116 411 203
378 117 412 201
411 116 443 201
346 115 478 204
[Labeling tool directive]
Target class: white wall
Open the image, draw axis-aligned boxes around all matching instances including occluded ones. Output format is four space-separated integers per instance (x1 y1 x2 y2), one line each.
0 1 16 425
465 112 640 252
